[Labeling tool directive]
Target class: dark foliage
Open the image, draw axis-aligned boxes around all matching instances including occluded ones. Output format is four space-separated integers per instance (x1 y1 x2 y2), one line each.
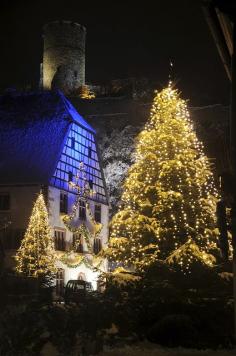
0 263 234 354
0 305 45 355
101 262 234 348
147 314 198 347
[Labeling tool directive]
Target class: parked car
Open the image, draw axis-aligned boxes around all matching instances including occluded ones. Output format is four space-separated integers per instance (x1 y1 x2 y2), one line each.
64 279 93 304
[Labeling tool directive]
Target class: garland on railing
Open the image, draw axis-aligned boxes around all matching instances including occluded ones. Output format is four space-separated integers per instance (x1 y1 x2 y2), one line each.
61 162 103 267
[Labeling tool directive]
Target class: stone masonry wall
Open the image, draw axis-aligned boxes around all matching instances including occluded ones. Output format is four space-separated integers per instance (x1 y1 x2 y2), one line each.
43 21 86 94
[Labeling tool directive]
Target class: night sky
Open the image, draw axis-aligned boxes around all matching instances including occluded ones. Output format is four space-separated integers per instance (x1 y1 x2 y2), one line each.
0 0 230 105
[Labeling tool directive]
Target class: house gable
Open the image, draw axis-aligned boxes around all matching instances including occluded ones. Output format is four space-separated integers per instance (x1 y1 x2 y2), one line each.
50 121 108 204
0 91 107 195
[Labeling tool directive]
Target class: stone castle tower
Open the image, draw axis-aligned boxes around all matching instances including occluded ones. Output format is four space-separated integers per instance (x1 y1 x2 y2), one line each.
42 21 86 95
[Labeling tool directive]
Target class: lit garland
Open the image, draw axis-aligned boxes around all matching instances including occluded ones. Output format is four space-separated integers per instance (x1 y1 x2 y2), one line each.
15 193 57 277
56 251 104 269
61 162 103 268
57 251 93 269
107 83 220 273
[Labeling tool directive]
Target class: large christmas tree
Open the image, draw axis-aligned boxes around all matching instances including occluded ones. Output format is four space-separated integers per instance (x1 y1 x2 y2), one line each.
16 192 56 278
107 84 219 272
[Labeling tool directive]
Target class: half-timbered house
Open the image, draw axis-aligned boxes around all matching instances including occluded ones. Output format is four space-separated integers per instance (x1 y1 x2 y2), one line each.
0 90 109 292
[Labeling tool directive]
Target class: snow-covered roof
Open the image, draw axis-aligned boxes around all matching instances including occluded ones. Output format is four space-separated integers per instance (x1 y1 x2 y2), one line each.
0 90 95 185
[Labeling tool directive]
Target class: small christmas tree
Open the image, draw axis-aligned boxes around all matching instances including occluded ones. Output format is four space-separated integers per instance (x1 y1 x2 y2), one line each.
16 192 56 278
107 84 219 272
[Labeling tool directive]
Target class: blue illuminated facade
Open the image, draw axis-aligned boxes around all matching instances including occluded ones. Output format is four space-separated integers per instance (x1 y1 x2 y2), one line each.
50 122 107 203
0 90 108 204
49 90 107 204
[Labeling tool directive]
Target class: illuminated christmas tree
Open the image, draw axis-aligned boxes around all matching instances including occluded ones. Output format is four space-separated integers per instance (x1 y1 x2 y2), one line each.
107 84 219 272
16 192 56 278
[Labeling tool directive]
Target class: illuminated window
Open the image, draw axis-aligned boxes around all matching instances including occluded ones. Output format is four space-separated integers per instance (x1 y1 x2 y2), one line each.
0 193 10 210
94 204 101 223
54 230 66 251
60 192 68 214
79 200 86 220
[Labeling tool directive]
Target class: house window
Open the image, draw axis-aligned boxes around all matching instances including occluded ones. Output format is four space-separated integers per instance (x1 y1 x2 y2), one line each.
56 268 65 296
79 200 86 220
74 71 78 78
94 204 101 223
88 146 92 158
73 233 83 253
71 137 75 149
0 193 10 210
60 192 68 214
94 238 102 255
68 171 73 182
54 230 66 251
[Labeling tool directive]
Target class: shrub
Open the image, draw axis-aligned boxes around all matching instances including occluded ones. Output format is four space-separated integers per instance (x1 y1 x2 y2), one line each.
146 314 198 348
0 305 45 355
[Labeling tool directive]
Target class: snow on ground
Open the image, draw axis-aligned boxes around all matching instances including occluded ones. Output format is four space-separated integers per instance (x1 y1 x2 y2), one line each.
99 343 236 356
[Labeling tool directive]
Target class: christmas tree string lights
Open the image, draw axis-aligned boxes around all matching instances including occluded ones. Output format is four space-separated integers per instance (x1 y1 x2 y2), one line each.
15 192 56 277
106 84 219 272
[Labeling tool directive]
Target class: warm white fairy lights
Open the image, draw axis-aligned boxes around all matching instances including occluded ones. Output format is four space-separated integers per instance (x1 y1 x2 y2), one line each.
106 85 219 273
15 193 56 277
62 162 103 268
